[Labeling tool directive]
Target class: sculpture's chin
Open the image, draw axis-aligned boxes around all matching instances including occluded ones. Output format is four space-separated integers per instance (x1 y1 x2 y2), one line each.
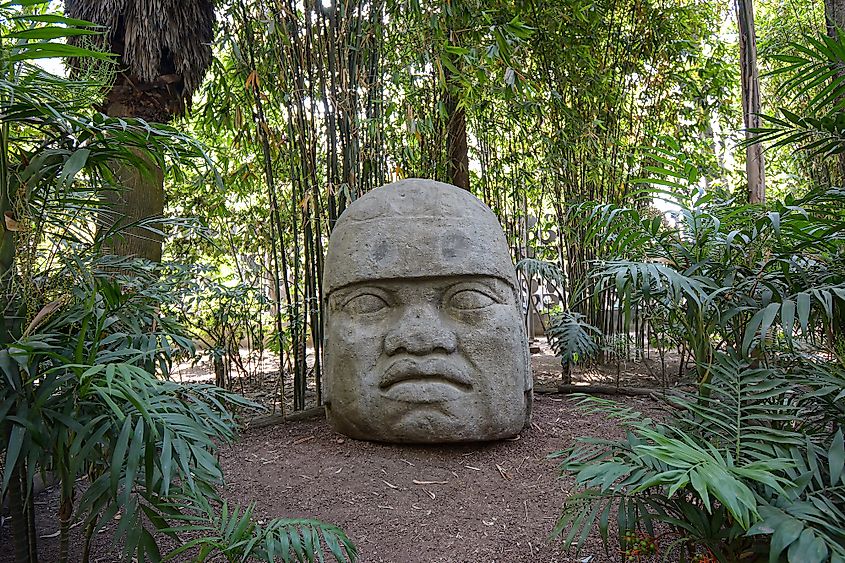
390 408 473 442
327 402 525 444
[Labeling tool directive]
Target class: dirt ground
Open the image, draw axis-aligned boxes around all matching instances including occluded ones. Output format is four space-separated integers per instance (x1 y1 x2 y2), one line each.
1 344 677 562
213 394 663 563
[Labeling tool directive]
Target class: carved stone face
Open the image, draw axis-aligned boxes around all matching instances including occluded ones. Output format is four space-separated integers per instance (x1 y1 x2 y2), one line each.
323 179 531 443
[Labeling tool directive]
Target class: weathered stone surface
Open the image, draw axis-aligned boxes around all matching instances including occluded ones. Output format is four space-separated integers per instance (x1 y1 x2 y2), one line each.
323 178 532 443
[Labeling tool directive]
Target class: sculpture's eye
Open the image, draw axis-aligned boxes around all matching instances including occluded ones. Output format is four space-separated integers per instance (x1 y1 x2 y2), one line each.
344 293 389 314
448 288 497 310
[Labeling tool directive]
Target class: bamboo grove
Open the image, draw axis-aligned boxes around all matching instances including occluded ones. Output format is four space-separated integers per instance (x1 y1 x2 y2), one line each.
165 0 823 410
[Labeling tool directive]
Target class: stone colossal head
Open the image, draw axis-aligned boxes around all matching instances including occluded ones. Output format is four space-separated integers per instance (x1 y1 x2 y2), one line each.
323 178 532 443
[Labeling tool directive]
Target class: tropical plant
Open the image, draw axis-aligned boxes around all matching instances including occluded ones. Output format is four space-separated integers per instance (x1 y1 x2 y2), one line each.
553 32 845 562
554 355 845 562
578 150 845 386
517 258 600 381
1 4 356 562
2 255 358 563
526 167 845 387
165 263 272 389
165 499 357 562
752 32 845 160
63 0 216 262
0 0 213 332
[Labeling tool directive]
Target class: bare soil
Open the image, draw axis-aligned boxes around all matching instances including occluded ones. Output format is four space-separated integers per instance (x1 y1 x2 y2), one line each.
1 345 676 563
213 394 663 563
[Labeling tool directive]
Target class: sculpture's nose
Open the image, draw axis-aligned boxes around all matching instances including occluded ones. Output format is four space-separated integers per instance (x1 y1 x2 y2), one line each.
384 304 458 356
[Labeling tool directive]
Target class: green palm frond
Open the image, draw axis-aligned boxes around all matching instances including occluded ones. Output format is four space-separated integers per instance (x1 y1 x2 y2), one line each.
629 142 703 203
596 260 710 307
574 201 661 260
667 357 806 461
516 258 566 293
165 499 358 563
749 433 845 563
750 109 845 157
516 259 599 364
551 356 845 561
752 33 845 157
766 34 845 116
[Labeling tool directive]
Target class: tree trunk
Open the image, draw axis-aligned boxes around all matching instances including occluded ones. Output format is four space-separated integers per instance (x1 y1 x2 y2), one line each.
736 0 765 204
446 88 470 190
824 0 845 180
8 462 38 563
1 124 21 344
1 197 18 343
95 68 178 263
443 16 469 191
826 0 845 36
99 149 164 262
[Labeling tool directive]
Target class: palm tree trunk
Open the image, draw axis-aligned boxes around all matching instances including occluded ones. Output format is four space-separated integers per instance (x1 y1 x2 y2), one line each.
100 150 164 262
93 58 171 265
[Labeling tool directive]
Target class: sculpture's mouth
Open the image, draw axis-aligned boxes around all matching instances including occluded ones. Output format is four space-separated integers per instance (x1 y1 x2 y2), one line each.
379 357 472 393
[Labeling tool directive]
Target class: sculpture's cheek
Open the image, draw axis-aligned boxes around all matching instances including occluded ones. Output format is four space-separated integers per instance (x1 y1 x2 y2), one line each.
326 319 384 380
456 310 530 418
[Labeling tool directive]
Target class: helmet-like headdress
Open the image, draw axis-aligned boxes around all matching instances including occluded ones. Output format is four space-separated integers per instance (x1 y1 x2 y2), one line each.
324 179 517 294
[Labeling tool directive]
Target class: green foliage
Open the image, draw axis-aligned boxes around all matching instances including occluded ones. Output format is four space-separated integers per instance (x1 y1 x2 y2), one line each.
1 3 356 562
529 169 845 383
554 31 845 562
166 499 357 562
754 33 845 158
2 255 357 562
554 356 845 562
164 263 272 384
517 258 600 365
545 311 601 366
2 254 251 559
583 153 844 382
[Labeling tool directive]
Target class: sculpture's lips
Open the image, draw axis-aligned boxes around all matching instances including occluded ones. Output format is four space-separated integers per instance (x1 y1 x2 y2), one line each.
379 357 472 391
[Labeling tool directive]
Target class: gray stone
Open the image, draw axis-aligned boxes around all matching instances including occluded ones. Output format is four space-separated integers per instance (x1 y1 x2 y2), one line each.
323 178 532 443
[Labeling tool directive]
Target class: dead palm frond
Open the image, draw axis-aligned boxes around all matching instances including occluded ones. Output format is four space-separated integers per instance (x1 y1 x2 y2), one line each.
64 0 215 98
